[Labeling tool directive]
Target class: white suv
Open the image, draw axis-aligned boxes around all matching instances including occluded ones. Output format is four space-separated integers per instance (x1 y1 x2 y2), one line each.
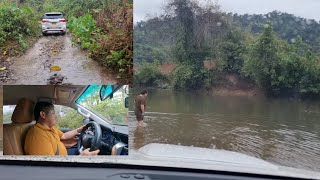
41 12 67 35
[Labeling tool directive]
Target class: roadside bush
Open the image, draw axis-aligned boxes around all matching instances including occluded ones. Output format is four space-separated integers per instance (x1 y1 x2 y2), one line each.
68 1 133 83
0 3 40 54
92 2 133 81
68 14 98 49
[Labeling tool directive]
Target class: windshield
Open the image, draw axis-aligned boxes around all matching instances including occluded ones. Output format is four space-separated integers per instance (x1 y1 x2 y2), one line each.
44 13 64 19
76 85 128 126
1 0 320 179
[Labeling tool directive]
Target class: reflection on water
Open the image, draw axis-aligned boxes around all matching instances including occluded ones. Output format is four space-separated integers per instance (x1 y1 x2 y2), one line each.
133 126 146 150
129 89 320 172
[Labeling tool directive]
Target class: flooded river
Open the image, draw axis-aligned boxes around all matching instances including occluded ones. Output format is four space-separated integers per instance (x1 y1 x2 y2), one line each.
129 89 320 172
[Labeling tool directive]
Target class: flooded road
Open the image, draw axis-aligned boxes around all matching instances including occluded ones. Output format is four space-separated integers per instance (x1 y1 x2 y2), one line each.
4 34 116 85
129 89 320 172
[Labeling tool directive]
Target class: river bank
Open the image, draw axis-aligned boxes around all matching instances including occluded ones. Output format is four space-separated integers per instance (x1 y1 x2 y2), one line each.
135 62 320 100
135 62 264 97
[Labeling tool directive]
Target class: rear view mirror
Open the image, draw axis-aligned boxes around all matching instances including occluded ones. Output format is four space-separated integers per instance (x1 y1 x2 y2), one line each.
100 85 113 101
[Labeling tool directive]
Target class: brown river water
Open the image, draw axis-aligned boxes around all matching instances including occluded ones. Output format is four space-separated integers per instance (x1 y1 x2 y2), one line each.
129 88 320 172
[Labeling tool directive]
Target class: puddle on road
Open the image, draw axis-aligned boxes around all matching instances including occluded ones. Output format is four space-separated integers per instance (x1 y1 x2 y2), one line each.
5 34 117 85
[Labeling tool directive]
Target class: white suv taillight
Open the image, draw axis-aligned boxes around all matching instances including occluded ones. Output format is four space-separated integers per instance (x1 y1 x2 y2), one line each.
42 19 49 23
59 19 66 22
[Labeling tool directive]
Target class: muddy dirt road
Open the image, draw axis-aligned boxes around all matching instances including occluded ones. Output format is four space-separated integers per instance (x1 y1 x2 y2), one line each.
2 34 117 85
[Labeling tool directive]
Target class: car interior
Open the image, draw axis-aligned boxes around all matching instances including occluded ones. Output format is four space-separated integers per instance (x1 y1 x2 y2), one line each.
2 85 128 156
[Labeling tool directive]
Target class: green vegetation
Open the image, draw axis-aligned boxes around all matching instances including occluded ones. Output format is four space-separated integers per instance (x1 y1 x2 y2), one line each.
0 3 40 56
172 65 206 91
77 85 128 125
134 61 168 87
66 1 133 81
56 106 83 129
233 11 320 51
57 85 128 128
219 29 246 74
89 97 127 125
134 0 320 98
3 111 13 124
242 25 320 97
68 14 97 49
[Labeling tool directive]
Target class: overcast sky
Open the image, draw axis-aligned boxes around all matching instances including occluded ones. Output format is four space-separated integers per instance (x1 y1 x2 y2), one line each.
134 0 320 23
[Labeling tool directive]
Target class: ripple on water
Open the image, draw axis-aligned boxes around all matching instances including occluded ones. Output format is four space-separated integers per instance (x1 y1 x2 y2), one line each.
128 95 320 172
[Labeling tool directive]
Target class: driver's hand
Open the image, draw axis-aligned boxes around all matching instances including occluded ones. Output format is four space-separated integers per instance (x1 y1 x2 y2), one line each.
76 125 86 133
80 148 100 156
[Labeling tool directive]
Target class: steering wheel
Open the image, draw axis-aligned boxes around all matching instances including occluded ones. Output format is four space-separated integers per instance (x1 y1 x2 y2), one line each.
77 121 102 153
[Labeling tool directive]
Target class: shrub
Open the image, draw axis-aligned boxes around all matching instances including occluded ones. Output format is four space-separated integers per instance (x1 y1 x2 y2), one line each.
243 25 320 97
93 2 133 80
219 29 246 73
0 3 40 53
171 64 207 91
68 2 133 83
134 61 168 87
68 14 98 50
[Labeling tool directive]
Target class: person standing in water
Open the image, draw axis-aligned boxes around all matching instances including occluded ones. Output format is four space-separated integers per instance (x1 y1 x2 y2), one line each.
134 89 148 127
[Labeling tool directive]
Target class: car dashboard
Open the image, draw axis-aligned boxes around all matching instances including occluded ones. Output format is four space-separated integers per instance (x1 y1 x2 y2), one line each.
0 161 311 180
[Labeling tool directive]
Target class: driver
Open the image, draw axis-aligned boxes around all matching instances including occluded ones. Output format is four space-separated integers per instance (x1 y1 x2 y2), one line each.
24 101 100 156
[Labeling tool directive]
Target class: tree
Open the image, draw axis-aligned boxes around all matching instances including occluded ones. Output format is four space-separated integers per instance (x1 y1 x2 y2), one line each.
168 0 197 65
219 29 245 73
243 23 281 94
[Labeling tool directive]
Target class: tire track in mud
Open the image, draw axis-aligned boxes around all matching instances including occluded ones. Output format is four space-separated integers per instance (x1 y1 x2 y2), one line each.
3 34 117 85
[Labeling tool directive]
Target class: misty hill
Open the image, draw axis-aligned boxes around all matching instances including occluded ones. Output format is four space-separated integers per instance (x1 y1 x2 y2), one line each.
134 10 320 64
233 11 320 50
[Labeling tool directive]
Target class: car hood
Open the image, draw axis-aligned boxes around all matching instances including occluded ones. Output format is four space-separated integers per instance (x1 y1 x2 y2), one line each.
129 143 320 179
0 143 319 179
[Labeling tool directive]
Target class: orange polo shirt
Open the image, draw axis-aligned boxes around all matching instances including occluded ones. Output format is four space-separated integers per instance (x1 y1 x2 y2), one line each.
24 123 68 155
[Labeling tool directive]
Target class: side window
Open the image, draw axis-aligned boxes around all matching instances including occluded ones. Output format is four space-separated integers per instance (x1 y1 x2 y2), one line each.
55 105 84 129
3 105 16 124
77 85 128 125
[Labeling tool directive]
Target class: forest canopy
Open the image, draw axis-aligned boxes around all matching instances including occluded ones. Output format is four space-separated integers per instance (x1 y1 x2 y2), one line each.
134 0 320 98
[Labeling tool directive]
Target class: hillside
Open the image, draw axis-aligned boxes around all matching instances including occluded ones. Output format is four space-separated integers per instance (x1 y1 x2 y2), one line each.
134 0 320 98
233 11 320 51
